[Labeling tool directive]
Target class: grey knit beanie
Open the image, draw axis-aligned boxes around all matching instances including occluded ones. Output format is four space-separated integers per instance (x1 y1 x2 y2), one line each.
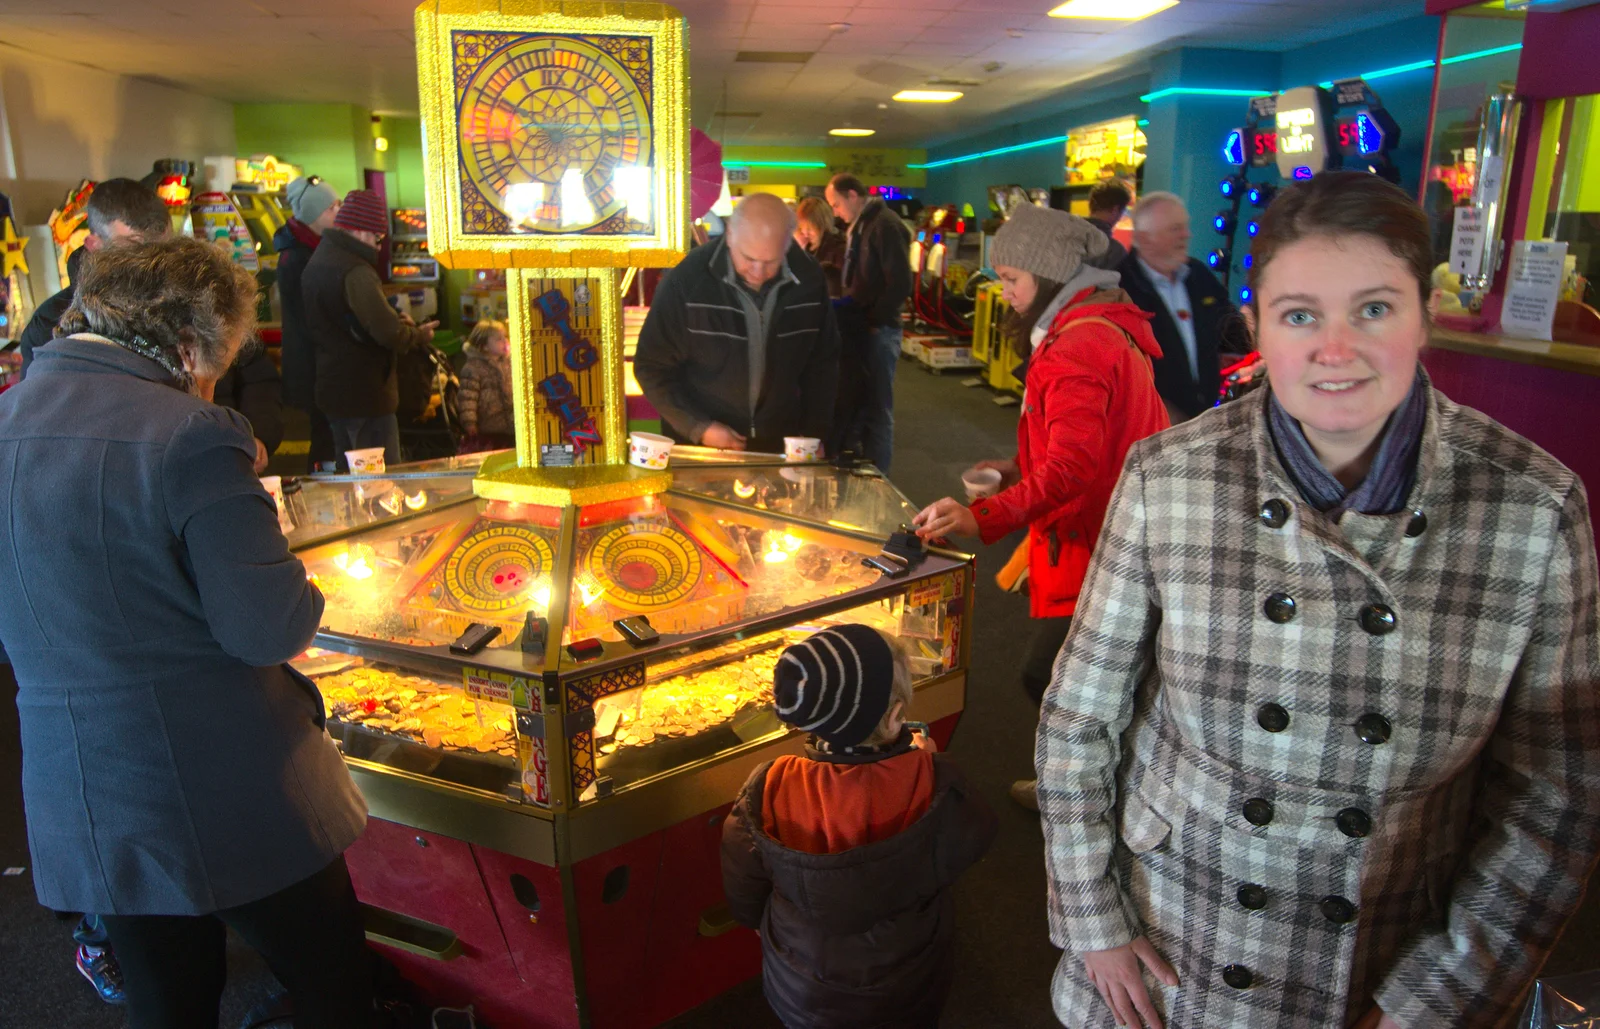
989 202 1109 284
286 177 338 225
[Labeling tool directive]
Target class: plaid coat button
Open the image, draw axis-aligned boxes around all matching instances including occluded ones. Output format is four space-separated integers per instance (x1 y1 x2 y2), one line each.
1355 713 1392 745
1236 883 1268 910
1336 807 1372 838
1256 703 1289 732
1405 511 1428 537
1264 593 1297 624
1259 499 1291 528
1320 895 1357 924
1243 798 1274 826
1359 604 1397 635
1222 964 1254 990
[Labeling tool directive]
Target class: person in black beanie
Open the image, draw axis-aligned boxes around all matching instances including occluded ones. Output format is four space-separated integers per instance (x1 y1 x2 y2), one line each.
720 625 997 1029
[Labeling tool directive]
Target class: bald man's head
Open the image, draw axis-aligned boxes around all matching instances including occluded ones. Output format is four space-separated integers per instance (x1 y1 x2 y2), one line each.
726 194 795 291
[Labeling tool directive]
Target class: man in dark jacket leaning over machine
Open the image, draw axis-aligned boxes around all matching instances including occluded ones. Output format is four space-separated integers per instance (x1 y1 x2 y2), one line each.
302 189 436 468
635 192 840 455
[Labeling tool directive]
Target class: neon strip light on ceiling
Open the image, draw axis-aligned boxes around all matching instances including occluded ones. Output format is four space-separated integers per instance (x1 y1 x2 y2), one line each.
1316 43 1523 88
722 161 828 168
914 42 1523 170
908 135 1068 170
1139 86 1270 103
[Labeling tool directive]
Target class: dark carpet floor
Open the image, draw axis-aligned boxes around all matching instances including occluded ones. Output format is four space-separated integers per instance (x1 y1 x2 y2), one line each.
4 355 1599 1028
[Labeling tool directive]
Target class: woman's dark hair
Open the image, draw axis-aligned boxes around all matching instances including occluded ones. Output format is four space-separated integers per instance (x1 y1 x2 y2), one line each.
1247 171 1433 317
57 236 260 392
1003 277 1066 358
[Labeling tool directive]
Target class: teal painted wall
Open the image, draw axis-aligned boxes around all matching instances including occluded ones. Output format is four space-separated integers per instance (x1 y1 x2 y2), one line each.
920 14 1446 274
922 90 1149 218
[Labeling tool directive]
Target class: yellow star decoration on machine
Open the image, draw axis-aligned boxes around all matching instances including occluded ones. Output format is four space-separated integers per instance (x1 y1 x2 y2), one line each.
0 215 28 278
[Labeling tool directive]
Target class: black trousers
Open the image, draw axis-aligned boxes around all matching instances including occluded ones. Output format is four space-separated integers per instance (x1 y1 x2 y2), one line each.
306 404 338 473
100 856 373 1029
1022 616 1074 709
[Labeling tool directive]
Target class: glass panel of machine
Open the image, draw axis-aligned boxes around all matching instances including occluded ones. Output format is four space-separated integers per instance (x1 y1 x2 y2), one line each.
670 464 922 540
579 572 966 799
566 492 882 644
295 650 522 797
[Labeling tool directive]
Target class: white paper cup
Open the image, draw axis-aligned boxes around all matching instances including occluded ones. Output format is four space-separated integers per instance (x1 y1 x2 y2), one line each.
784 437 823 463
628 431 674 470
346 447 387 475
962 468 1003 500
260 475 295 534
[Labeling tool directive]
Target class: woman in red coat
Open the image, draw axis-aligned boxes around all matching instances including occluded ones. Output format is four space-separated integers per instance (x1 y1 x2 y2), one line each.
914 203 1169 808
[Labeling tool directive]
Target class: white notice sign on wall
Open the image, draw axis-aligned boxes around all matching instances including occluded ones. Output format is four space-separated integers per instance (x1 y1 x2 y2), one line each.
1449 208 1487 277
1500 240 1568 341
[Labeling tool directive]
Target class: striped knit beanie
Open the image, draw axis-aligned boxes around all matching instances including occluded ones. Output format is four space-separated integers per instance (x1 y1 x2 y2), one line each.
334 189 388 235
773 624 895 748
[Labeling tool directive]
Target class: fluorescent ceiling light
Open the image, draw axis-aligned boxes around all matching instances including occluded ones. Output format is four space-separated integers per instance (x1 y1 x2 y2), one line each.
829 128 875 137
1049 0 1178 20
894 90 963 103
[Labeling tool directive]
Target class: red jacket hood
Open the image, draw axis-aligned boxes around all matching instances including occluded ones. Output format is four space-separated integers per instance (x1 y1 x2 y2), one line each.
1048 287 1164 362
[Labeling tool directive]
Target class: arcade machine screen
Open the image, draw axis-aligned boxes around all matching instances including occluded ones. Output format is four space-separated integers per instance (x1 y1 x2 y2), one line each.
389 209 440 284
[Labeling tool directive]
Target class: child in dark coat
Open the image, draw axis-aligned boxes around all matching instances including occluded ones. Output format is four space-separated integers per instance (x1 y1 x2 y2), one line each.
721 625 998 1029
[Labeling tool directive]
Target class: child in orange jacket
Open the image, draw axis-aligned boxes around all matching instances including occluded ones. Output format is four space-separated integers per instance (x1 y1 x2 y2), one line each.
721 625 997 1029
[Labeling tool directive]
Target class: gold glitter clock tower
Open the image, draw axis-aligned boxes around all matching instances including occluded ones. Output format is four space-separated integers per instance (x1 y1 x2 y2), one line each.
414 0 689 505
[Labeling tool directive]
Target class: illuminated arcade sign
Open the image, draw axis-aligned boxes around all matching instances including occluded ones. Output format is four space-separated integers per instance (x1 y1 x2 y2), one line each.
1064 116 1147 186
1272 87 1328 179
1223 81 1398 177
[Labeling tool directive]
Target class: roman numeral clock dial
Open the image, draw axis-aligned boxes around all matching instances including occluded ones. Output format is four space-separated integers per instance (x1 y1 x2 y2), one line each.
457 35 652 235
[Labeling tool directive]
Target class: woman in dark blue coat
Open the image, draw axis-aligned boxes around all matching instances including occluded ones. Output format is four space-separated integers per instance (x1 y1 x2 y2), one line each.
0 237 371 1028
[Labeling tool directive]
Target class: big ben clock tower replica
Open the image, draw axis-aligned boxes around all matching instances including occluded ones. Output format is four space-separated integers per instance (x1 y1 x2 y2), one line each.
415 0 688 502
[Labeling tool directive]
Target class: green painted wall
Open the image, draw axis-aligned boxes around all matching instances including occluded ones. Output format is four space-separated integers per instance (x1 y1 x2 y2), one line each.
233 103 366 195
233 104 426 212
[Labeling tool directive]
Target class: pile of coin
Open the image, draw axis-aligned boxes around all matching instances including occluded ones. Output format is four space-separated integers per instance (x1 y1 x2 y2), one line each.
314 665 517 758
607 645 785 752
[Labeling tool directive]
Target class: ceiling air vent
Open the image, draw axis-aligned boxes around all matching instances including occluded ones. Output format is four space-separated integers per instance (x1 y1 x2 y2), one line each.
926 78 982 87
736 51 813 64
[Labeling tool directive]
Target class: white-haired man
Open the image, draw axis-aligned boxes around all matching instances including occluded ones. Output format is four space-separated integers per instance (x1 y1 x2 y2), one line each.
636 192 840 454
1117 192 1246 421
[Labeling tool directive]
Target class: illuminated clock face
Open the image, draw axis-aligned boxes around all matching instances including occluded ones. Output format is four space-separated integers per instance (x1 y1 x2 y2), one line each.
456 34 654 236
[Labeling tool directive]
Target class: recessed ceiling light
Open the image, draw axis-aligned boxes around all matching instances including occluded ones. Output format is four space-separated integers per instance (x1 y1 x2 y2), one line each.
893 90 964 103
829 127 875 137
1047 0 1178 20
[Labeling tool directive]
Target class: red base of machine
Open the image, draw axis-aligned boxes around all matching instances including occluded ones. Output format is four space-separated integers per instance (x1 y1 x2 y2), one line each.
347 710 962 1028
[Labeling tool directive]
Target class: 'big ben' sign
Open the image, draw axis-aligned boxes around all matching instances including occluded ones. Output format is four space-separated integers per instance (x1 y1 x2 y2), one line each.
415 2 689 269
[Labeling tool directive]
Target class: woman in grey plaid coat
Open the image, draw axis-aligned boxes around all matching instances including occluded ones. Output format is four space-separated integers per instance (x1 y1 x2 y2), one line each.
1037 171 1600 1029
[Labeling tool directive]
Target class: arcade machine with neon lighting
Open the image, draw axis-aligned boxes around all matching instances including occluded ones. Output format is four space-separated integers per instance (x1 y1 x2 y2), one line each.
280 5 978 1027
1211 80 1402 402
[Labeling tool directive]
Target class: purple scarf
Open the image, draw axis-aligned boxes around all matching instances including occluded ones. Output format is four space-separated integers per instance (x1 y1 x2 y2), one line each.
1266 372 1426 517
